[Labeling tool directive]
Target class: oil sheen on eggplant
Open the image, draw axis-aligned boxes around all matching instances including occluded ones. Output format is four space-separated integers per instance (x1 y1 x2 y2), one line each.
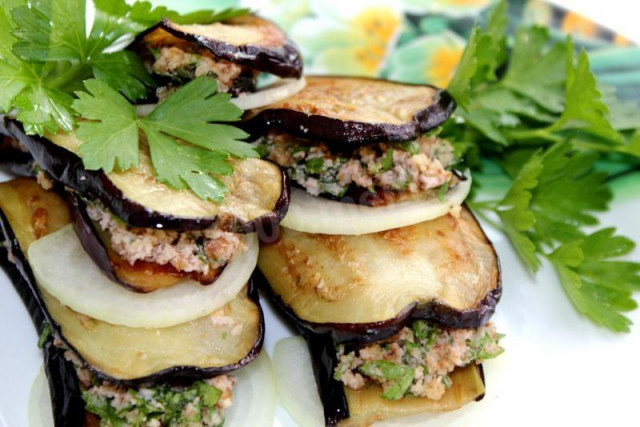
0 116 290 232
0 179 264 386
303 331 485 426
133 15 303 79
257 206 501 344
71 196 225 292
242 76 455 149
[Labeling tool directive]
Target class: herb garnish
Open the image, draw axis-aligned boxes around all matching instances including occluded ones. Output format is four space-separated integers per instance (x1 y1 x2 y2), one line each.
446 0 640 332
0 0 253 202
74 77 254 202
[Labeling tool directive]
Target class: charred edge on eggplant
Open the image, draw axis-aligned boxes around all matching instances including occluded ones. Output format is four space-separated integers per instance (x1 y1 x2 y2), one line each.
241 81 456 150
133 18 303 79
0 214 86 426
0 206 266 387
1 116 291 233
0 149 36 176
70 196 226 292
304 331 350 426
0 117 35 176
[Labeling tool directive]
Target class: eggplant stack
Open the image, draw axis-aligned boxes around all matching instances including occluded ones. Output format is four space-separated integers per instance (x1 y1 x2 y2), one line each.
0 102 289 423
250 77 504 426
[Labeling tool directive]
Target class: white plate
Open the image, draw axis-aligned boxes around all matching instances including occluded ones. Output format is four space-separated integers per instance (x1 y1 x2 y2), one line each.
1 168 639 427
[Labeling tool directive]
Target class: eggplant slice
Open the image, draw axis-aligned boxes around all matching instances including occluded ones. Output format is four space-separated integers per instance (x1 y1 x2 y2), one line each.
304 332 485 426
0 178 264 386
243 76 455 148
0 117 290 232
133 15 303 79
71 196 225 292
257 206 501 344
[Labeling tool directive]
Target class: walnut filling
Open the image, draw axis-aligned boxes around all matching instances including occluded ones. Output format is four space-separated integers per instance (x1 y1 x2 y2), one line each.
86 203 246 276
150 46 258 96
257 133 457 203
334 321 503 401
65 350 234 427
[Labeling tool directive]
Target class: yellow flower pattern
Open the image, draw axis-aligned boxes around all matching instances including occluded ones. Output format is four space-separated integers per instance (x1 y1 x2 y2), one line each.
351 8 402 75
427 44 464 87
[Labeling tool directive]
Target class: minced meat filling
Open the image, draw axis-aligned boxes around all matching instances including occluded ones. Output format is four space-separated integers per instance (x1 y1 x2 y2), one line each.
256 133 457 199
150 46 256 95
86 204 246 276
67 350 234 427
334 321 503 401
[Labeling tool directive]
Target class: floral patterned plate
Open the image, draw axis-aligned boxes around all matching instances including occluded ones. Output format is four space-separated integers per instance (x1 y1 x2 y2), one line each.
0 1 638 426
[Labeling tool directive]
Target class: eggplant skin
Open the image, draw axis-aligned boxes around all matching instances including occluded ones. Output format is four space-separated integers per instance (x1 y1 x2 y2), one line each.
0 149 35 177
0 117 291 233
242 77 456 150
0 226 87 426
0 179 265 388
304 332 351 426
133 16 303 79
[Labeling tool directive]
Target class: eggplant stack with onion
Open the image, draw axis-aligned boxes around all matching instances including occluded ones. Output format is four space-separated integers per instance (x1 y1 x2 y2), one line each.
0 79 290 427
250 77 505 426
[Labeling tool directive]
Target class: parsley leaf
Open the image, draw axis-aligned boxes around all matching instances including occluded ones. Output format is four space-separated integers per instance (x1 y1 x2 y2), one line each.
11 0 87 62
446 0 640 332
73 77 253 202
94 0 250 35
500 26 566 113
146 77 253 158
549 229 640 332
493 151 543 272
446 28 479 110
90 51 156 101
74 79 139 172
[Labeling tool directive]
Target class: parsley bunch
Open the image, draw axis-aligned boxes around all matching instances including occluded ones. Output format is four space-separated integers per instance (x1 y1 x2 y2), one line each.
446 1 640 332
0 0 253 202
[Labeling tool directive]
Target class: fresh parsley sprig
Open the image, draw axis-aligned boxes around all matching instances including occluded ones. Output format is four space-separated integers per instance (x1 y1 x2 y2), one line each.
446 0 640 332
73 77 255 203
0 0 248 135
0 0 253 202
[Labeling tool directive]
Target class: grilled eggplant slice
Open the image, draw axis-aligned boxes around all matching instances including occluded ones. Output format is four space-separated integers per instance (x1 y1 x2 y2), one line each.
258 206 501 344
1 117 290 231
0 178 264 386
243 76 455 148
133 15 303 80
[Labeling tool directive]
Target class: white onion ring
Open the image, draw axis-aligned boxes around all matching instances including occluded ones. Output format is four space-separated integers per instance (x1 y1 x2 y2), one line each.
29 367 54 427
135 77 306 117
281 171 472 235
231 77 306 110
273 337 325 427
28 225 258 328
225 353 277 427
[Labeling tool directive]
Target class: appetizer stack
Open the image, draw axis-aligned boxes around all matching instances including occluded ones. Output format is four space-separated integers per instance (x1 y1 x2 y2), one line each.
253 77 504 425
0 13 301 426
